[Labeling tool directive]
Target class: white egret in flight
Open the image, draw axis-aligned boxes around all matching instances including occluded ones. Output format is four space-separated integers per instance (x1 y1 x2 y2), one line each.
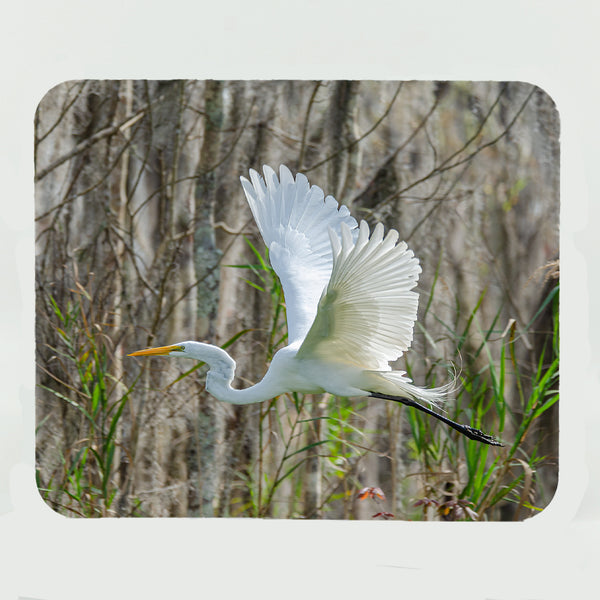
130 165 501 446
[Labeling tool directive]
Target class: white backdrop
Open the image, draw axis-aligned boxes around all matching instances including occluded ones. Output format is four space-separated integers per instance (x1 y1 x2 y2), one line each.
1 1 599 598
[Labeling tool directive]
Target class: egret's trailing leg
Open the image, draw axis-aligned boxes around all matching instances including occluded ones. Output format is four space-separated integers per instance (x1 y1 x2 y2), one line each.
369 391 503 446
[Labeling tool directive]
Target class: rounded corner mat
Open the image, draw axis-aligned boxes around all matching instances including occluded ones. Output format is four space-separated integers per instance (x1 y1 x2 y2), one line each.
35 80 559 520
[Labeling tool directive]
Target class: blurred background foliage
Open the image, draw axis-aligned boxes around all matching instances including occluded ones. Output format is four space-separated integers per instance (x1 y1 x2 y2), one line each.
35 80 559 519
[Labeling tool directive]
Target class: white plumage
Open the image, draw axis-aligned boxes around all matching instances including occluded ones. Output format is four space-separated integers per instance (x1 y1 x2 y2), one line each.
130 165 502 446
240 165 359 345
299 220 420 370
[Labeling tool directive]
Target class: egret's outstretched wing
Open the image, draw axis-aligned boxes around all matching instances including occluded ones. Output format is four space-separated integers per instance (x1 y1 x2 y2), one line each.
298 220 421 370
240 165 358 344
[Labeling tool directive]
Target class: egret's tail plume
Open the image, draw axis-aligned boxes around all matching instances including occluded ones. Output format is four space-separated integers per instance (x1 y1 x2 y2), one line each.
369 391 504 446
372 370 456 409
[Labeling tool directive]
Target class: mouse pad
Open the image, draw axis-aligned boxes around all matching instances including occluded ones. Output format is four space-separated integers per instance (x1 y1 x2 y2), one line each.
34 80 559 519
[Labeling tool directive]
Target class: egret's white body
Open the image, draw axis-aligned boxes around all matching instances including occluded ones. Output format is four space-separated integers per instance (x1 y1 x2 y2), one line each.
130 165 501 445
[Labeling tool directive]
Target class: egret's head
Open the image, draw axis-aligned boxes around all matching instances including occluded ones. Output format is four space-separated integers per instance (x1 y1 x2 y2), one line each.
128 341 235 379
128 343 186 358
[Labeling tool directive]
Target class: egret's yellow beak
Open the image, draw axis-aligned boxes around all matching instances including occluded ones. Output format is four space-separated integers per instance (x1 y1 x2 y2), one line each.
128 344 184 357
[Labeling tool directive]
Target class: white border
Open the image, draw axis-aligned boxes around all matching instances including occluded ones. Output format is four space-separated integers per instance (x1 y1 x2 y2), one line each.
2 1 599 598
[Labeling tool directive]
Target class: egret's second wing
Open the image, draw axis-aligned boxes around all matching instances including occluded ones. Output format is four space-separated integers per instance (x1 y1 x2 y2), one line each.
240 165 358 344
297 220 421 370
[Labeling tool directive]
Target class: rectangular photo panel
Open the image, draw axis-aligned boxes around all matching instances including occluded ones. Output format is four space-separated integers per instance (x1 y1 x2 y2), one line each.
35 80 559 519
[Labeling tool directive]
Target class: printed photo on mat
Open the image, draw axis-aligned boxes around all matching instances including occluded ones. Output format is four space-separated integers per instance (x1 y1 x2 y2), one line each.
35 80 559 519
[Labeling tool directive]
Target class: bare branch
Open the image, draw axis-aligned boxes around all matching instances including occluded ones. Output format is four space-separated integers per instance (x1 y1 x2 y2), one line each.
303 81 403 173
297 81 322 170
368 83 535 214
35 103 149 182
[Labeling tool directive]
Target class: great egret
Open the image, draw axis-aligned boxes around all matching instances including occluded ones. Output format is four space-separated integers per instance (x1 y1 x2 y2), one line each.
130 165 501 446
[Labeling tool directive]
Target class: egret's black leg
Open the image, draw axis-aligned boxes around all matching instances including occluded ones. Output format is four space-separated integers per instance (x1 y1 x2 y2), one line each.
369 392 503 447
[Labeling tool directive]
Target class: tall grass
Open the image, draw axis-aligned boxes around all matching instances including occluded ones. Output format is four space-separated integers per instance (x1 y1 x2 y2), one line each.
37 240 558 520
36 281 140 517
403 280 559 520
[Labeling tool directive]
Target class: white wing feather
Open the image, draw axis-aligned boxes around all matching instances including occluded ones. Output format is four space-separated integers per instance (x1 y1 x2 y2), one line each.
240 165 358 344
297 220 421 370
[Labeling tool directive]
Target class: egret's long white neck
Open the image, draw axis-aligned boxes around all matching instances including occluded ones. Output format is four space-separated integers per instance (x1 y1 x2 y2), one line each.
180 342 277 405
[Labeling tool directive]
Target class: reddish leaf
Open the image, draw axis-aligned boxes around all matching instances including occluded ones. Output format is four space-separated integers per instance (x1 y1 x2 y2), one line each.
357 487 371 501
372 511 394 520
372 487 385 500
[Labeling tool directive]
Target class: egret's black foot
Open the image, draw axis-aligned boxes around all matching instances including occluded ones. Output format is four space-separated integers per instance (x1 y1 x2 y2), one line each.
369 391 504 447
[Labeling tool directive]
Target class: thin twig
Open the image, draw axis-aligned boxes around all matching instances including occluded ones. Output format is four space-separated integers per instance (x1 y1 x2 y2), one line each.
371 84 535 213
303 81 403 173
35 105 149 182
297 81 322 170
35 81 88 147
